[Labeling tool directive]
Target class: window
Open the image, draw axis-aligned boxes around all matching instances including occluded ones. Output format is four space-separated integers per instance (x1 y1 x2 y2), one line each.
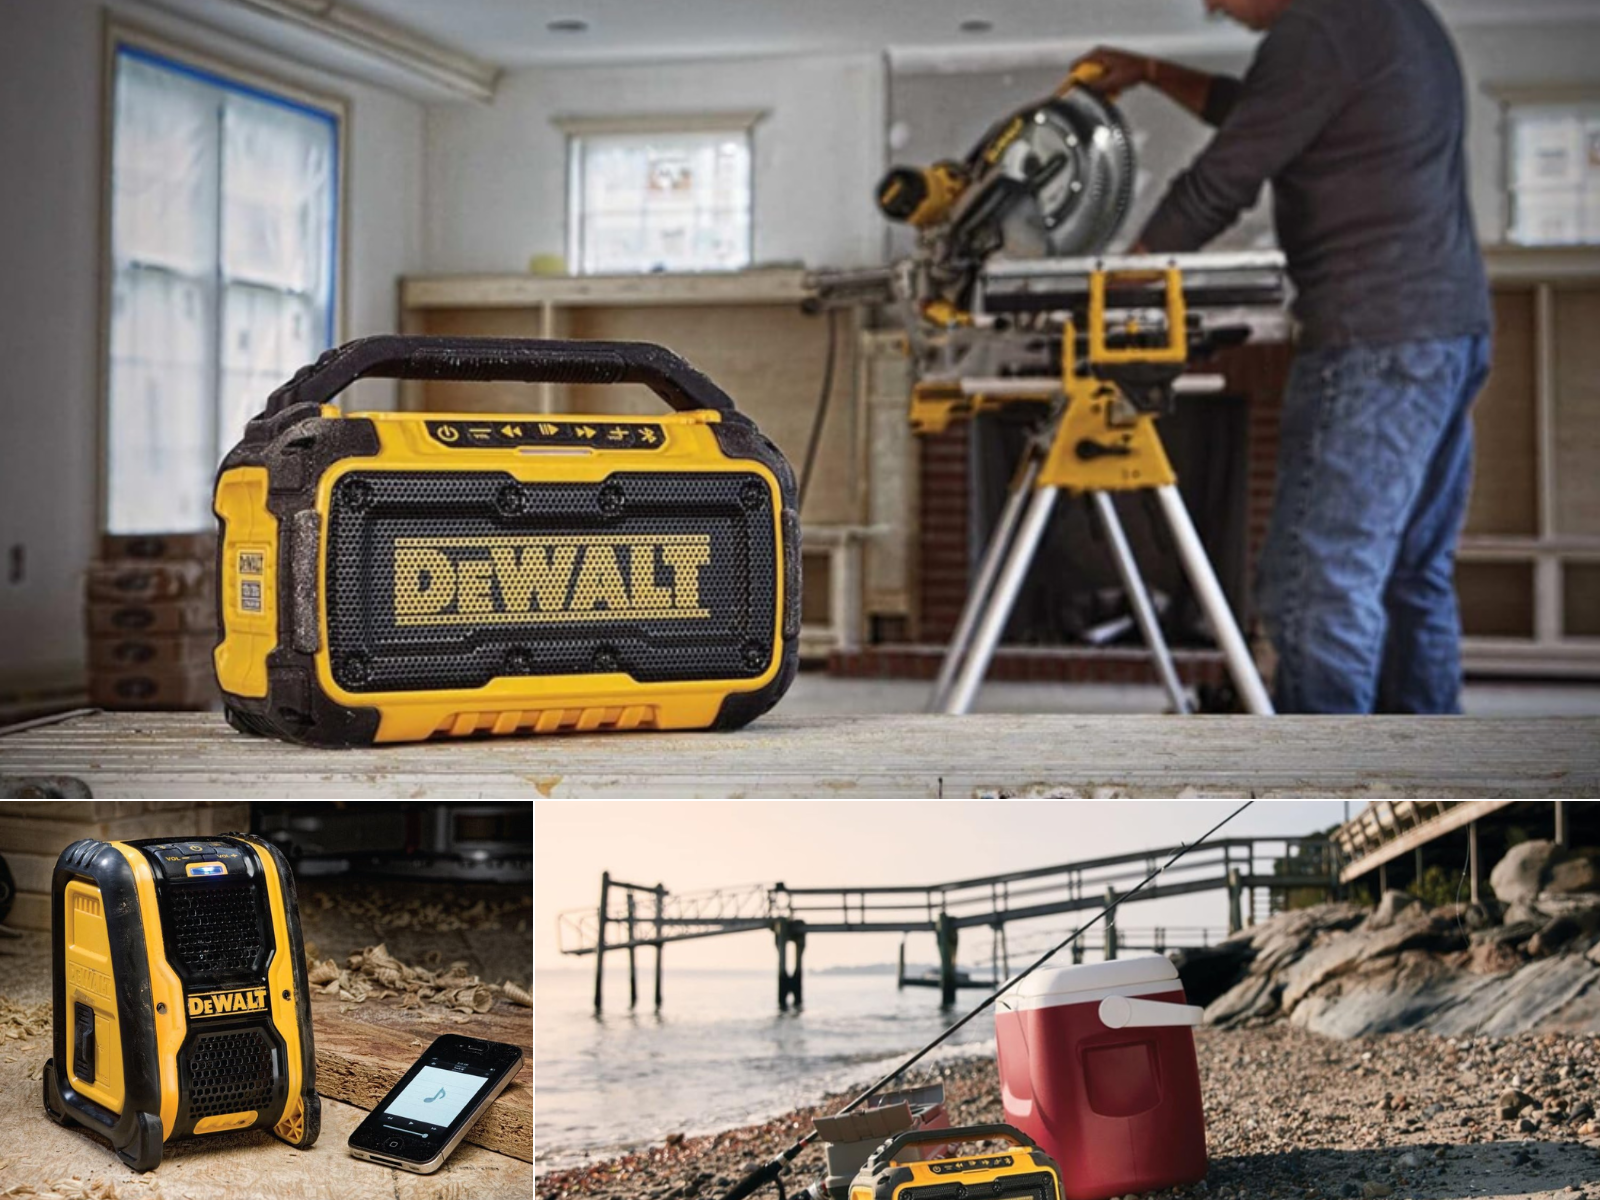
1505 100 1600 246
566 124 753 275
106 39 341 533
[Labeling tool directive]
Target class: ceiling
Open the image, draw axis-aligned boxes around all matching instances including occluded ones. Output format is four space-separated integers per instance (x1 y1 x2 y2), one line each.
345 0 1600 69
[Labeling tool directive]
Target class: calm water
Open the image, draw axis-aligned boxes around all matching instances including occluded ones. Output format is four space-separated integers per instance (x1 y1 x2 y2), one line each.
534 968 997 1175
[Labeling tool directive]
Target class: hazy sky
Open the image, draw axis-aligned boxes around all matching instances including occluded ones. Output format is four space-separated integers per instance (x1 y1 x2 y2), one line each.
536 800 1356 972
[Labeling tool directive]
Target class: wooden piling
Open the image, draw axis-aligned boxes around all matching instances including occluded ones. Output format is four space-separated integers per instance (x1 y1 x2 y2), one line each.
626 892 638 1010
653 883 665 1010
936 912 958 1006
593 871 610 1014
1469 821 1480 905
1104 886 1118 961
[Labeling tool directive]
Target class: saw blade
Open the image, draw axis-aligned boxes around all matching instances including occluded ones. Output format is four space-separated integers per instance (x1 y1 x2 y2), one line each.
993 88 1136 259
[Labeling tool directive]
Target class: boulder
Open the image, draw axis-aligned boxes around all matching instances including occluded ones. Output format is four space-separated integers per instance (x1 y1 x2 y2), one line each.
1504 900 1549 926
1204 973 1281 1027
1489 841 1600 904
1491 840 1560 904
1528 904 1600 957
1365 890 1426 931
1547 853 1600 895
1168 939 1257 1008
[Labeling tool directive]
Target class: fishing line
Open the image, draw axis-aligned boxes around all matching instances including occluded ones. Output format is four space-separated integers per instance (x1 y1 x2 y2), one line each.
718 800 1255 1200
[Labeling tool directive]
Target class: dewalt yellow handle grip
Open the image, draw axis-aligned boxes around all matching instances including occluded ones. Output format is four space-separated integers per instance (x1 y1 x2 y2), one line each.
1057 59 1111 98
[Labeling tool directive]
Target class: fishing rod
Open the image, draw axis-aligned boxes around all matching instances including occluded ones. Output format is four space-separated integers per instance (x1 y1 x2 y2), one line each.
717 800 1255 1200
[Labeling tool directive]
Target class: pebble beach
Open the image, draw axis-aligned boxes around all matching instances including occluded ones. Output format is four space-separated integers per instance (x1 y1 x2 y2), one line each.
536 1025 1600 1200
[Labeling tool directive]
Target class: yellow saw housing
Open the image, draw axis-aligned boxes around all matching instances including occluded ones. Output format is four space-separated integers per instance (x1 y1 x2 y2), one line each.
44 834 318 1172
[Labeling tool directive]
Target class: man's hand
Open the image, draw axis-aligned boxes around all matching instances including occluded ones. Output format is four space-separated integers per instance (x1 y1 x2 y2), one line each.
1069 47 1153 96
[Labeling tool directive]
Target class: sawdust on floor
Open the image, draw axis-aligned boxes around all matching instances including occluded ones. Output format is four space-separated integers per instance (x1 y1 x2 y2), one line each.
0 1031 532 1200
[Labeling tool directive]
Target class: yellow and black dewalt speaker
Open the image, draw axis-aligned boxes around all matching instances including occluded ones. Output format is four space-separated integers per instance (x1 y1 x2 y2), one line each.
850 1126 1062 1200
44 835 318 1171
213 335 800 747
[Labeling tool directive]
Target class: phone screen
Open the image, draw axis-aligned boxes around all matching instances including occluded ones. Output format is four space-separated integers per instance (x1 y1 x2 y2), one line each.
349 1034 523 1173
382 1064 490 1126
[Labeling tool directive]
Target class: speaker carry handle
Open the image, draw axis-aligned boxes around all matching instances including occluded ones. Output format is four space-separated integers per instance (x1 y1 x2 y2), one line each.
264 335 737 417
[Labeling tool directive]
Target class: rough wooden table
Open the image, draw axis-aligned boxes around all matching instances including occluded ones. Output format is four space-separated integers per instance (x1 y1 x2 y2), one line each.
3 710 1598 797
313 992 532 1162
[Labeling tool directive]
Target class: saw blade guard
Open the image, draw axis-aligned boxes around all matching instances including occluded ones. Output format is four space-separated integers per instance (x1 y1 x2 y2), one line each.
987 88 1136 258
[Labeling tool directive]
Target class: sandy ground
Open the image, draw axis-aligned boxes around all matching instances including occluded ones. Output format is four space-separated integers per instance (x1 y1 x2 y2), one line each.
0 1053 530 1200
536 1025 1600 1200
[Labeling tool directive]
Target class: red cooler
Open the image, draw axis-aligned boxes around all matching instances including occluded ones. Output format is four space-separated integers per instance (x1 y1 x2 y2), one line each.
994 955 1206 1200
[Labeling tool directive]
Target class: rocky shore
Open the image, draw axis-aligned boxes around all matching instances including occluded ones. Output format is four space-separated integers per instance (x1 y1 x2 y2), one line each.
535 1025 1600 1200
1188 840 1600 1038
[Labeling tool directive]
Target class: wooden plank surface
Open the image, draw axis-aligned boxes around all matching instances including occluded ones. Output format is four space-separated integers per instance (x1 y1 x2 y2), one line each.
3 711 1598 798
311 993 532 1162
0 809 199 854
5 891 50 931
400 267 809 310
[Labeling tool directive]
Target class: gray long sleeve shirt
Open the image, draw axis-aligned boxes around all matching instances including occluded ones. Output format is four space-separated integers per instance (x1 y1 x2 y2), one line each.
1139 0 1491 349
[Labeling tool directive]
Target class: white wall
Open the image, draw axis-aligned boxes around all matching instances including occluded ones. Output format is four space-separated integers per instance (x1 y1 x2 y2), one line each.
889 47 1270 258
1456 21 1600 244
891 16 1600 253
424 52 887 273
0 0 425 690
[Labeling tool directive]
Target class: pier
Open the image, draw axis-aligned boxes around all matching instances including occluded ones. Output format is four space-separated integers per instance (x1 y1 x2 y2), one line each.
560 835 1339 1010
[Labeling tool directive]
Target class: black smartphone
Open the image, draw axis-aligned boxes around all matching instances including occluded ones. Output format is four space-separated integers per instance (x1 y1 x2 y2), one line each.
348 1034 523 1174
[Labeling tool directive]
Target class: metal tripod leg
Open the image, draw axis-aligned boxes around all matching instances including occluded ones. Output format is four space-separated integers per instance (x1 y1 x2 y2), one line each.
927 447 1045 712
1091 491 1191 714
942 487 1059 715
1155 483 1275 715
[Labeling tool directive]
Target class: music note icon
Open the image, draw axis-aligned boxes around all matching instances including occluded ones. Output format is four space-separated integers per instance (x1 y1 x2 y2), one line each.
423 1087 446 1104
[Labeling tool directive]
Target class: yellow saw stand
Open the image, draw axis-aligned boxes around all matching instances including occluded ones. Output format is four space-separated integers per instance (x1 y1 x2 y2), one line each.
925 266 1276 716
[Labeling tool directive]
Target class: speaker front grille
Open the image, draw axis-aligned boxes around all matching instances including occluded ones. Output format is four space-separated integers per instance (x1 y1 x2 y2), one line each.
324 470 779 694
188 1028 277 1120
166 885 266 979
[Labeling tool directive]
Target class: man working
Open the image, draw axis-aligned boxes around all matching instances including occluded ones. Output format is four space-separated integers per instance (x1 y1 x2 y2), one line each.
1076 0 1491 714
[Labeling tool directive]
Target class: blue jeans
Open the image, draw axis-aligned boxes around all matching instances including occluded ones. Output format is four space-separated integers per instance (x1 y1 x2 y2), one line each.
1257 334 1491 714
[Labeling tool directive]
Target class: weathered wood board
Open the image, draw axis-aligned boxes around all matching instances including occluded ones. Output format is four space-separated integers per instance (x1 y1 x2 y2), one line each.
311 992 533 1162
3 710 1600 797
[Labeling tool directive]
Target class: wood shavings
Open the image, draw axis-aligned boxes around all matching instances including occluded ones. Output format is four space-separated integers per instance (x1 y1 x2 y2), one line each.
0 997 50 1041
306 887 528 934
503 981 532 1007
306 944 513 1015
1 1177 129 1199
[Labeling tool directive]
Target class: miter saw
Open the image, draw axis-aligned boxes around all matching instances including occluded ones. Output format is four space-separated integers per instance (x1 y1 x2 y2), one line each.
876 64 1135 312
802 64 1290 718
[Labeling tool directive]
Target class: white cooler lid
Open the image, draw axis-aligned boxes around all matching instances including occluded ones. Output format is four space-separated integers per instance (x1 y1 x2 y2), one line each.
998 954 1180 1012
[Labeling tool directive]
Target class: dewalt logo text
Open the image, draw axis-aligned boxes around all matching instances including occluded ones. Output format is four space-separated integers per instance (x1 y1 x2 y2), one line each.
187 988 269 1018
67 961 113 1002
393 535 712 626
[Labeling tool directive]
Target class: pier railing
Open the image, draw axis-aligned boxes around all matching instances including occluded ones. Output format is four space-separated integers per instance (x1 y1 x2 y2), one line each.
560 836 1340 1011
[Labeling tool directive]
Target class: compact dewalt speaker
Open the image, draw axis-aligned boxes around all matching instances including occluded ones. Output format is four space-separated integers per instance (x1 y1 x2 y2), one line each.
44 835 318 1171
850 1126 1063 1200
212 335 800 747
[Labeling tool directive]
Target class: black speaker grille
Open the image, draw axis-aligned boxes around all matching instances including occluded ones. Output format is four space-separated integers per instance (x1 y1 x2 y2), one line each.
903 1171 1057 1200
166 885 266 979
188 1028 277 1119
323 470 780 693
